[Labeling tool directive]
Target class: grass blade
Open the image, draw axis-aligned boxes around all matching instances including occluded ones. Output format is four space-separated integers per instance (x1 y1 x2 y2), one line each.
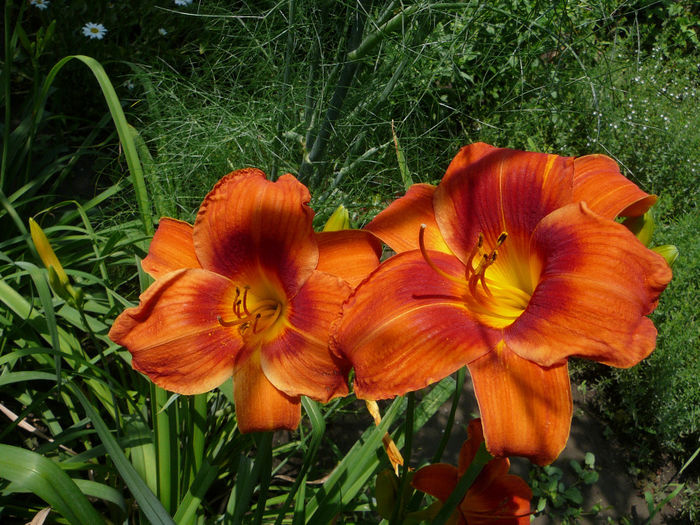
0 444 105 525
38 55 153 235
70 384 176 525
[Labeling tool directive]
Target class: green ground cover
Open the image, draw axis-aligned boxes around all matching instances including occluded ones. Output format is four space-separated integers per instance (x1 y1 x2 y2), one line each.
1 0 698 522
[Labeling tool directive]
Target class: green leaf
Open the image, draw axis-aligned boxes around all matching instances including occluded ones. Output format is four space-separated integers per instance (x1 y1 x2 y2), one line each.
536 497 547 513
70 385 175 525
39 55 153 235
305 397 405 524
0 444 105 525
563 487 583 504
584 451 595 468
582 470 599 485
569 459 582 474
173 457 219 525
73 479 127 518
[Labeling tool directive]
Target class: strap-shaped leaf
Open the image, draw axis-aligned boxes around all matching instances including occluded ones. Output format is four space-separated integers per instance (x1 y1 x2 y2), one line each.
0 444 104 525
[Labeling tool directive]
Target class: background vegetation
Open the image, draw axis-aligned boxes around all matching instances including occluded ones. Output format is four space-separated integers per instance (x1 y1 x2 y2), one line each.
1 0 698 523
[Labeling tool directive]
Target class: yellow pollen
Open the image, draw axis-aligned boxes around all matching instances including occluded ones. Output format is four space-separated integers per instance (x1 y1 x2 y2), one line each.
218 286 282 335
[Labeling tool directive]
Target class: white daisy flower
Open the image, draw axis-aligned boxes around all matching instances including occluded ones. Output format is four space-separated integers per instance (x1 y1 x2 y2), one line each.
174 0 193 6
82 22 108 40
158 28 168 36
30 0 50 9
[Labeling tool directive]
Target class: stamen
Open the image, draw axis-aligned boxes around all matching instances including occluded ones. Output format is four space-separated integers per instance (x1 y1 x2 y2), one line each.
419 224 465 285
217 315 249 328
465 233 484 278
467 233 504 297
251 313 262 333
218 289 282 335
232 288 242 317
241 286 251 316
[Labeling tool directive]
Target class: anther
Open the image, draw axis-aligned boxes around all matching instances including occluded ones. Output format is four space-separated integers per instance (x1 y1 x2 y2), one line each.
466 233 505 296
232 288 240 316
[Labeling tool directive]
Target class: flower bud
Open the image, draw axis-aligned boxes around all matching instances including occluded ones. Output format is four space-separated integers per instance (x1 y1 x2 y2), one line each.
30 218 83 307
322 205 351 231
623 211 654 247
651 245 679 267
29 218 69 287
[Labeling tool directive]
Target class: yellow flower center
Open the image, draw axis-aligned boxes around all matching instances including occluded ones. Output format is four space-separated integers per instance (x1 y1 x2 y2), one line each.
217 285 283 339
419 225 535 329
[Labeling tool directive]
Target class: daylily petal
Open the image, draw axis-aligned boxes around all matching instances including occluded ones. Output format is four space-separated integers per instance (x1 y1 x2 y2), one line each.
233 350 301 433
468 343 572 465
462 474 532 525
109 269 242 394
315 230 382 288
506 202 672 368
365 183 452 254
411 463 459 502
334 251 496 400
573 154 657 219
260 271 351 402
193 169 317 297
141 218 200 279
435 143 573 268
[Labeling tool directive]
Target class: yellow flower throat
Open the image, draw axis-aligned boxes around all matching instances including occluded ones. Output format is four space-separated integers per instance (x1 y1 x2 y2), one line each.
217 286 283 336
419 225 533 329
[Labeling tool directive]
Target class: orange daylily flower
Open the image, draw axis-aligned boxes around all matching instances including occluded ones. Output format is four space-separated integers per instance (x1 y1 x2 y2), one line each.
412 419 532 525
333 143 672 464
110 168 381 433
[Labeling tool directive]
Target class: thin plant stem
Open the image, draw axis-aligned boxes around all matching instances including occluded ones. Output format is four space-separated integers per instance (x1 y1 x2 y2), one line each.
432 367 466 463
299 8 365 185
390 392 415 525
271 0 295 180
432 442 492 525
251 432 273 525
1 0 14 193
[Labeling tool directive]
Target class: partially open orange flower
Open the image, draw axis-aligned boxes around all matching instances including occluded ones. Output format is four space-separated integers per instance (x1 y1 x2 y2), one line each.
333 143 672 464
412 419 532 525
109 168 380 433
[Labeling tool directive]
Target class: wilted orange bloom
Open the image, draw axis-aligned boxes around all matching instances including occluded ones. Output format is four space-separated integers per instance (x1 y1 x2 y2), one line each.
333 143 672 464
412 419 532 525
110 169 380 433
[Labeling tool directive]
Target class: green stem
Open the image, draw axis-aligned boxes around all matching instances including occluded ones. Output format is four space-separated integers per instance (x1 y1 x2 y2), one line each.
251 432 274 525
347 4 419 61
432 442 492 525
274 398 325 525
432 367 466 463
187 393 207 489
299 8 365 185
390 392 416 524
1 0 13 193
152 385 178 514
271 0 295 180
